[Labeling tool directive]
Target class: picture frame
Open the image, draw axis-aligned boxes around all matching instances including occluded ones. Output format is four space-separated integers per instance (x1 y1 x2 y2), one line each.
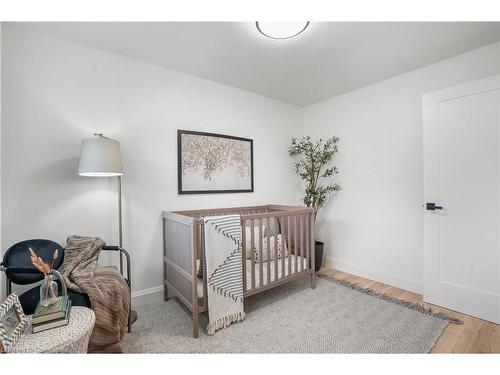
0 293 28 353
178 130 254 194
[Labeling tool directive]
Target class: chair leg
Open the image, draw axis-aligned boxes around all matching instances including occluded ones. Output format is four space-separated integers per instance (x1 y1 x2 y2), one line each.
128 299 132 333
127 286 132 333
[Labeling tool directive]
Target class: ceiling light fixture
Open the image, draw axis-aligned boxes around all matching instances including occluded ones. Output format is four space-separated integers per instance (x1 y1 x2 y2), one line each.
256 22 310 40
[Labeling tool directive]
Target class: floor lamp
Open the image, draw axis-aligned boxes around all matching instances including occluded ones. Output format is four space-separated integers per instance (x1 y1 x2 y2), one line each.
78 133 137 325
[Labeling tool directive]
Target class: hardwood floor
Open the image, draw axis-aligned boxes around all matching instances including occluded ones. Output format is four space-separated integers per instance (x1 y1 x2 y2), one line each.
320 268 500 353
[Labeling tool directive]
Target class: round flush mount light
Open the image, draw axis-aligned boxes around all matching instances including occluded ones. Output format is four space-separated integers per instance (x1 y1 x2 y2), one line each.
256 22 310 39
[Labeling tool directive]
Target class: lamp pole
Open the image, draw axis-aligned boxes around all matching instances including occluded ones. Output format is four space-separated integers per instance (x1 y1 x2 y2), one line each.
118 175 123 273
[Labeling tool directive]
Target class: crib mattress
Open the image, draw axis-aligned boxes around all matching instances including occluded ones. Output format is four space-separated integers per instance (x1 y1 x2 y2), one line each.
197 254 308 297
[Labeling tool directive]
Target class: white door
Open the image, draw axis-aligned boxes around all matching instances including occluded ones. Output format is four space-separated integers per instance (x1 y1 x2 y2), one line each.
423 75 500 324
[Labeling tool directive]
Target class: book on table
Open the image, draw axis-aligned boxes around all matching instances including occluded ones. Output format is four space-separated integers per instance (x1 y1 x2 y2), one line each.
31 301 72 333
32 295 70 324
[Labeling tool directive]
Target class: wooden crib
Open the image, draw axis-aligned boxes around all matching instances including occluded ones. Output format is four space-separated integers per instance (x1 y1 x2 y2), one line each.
162 204 315 338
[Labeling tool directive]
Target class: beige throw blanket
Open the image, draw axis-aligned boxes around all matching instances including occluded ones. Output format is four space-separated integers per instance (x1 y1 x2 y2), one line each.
61 235 130 353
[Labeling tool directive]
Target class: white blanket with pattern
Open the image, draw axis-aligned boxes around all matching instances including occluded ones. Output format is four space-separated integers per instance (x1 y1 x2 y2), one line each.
204 215 246 335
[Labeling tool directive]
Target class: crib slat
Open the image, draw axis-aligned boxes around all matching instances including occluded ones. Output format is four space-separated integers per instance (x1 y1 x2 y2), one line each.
287 215 291 277
305 214 308 271
294 215 298 275
250 219 255 290
297 214 301 273
201 224 208 308
241 218 247 293
310 212 316 286
266 217 271 284
274 218 278 282
305 214 310 271
281 217 286 279
259 218 264 288
306 215 314 268
301 214 305 272
191 222 199 337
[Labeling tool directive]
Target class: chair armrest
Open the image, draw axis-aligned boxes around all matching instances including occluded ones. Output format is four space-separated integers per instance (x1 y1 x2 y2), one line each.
2 266 43 276
101 246 131 288
0 266 67 298
102 246 133 332
102 246 120 251
1 266 43 293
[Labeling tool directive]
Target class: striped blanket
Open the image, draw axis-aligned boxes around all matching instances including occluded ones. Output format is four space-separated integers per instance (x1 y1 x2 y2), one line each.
203 215 246 334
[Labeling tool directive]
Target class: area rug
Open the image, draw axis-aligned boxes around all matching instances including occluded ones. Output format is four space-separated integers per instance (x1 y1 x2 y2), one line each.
123 274 458 353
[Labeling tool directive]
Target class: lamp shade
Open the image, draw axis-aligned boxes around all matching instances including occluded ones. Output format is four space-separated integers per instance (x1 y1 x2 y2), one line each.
78 136 123 177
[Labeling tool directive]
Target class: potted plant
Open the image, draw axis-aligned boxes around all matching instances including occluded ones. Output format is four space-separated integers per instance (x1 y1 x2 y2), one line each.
289 136 340 271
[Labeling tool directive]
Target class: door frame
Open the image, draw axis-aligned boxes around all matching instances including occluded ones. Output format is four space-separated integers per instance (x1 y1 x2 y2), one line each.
422 75 500 323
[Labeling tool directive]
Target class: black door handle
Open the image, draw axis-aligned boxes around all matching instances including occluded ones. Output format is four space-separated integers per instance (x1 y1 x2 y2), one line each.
426 202 443 211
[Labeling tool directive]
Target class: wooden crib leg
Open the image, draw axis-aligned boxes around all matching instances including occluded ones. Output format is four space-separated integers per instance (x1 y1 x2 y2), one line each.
192 310 200 338
310 270 316 289
163 284 169 301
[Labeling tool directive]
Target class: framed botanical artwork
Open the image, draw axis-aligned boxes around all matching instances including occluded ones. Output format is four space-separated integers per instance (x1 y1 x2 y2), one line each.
178 130 254 194
0 293 28 353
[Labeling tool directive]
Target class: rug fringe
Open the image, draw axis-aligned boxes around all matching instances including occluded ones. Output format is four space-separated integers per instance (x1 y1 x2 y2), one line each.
317 272 463 324
206 311 246 335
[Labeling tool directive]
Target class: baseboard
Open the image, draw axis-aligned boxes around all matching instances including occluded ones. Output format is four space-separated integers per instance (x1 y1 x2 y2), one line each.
323 256 423 294
131 285 164 307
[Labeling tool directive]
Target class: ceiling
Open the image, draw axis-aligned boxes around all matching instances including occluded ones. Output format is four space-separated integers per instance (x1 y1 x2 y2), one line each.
17 22 500 106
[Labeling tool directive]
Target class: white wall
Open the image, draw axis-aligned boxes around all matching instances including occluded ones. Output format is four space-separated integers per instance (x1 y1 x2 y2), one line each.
302 42 500 293
1 25 301 304
3 24 499 303
0 22 3 300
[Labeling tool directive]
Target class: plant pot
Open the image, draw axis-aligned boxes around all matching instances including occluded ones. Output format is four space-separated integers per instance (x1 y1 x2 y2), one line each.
314 241 324 272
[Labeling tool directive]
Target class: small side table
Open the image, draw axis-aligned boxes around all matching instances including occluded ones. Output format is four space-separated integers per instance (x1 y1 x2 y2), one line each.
12 306 95 353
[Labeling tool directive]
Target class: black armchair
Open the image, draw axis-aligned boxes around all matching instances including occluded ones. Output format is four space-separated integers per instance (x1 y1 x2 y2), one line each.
0 239 133 332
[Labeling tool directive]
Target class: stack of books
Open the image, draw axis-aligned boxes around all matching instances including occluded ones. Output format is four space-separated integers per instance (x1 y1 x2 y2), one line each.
31 295 72 333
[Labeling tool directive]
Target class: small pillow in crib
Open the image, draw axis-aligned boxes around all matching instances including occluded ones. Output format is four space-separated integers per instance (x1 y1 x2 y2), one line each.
253 234 288 263
244 223 266 258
